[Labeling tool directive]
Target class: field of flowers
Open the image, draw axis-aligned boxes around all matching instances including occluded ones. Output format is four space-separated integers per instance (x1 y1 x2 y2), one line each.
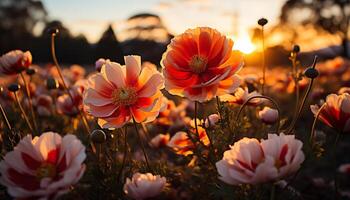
0 26 349 200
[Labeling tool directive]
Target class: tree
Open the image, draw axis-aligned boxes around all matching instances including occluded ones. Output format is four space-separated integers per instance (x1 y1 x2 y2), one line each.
280 0 350 57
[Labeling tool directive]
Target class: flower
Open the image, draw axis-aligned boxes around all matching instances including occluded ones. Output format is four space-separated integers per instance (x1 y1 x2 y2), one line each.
260 134 305 179
56 85 83 116
339 164 350 174
220 87 263 106
258 107 279 124
311 93 350 133
68 64 85 83
0 50 32 75
149 133 170 148
34 94 53 116
338 87 350 95
123 172 166 200
204 113 220 128
216 133 304 185
95 58 110 72
161 27 242 102
0 132 86 199
167 125 210 156
84 55 164 128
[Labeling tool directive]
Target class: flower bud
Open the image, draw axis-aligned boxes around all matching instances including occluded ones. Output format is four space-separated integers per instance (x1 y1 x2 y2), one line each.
26 68 36 76
292 45 300 53
90 129 106 143
46 78 59 90
258 106 279 124
8 83 20 92
258 18 268 26
304 67 319 79
47 27 59 36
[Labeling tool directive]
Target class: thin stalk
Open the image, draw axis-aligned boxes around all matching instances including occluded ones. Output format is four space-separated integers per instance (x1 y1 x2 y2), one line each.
333 133 341 200
216 96 223 124
20 72 38 133
117 126 128 183
291 54 300 124
270 183 276 200
194 101 200 137
50 33 90 134
309 104 326 146
234 95 281 141
132 116 151 171
287 56 318 133
14 92 35 134
0 102 12 132
261 25 266 95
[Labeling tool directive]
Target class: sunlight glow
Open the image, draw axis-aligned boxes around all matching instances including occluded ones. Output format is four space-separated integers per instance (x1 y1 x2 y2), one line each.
232 33 256 54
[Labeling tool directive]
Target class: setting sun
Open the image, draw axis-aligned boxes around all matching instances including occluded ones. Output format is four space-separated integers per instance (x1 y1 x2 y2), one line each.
232 33 256 54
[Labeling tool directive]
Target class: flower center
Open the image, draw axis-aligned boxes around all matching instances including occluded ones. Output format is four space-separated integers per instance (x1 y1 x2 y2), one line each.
36 163 56 180
189 55 208 74
112 87 137 106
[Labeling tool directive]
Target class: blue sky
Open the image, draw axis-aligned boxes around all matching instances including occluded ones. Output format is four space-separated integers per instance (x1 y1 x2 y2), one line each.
42 0 286 43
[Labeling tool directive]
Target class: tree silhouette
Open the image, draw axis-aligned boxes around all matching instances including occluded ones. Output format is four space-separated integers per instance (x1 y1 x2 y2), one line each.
94 24 123 64
280 0 350 57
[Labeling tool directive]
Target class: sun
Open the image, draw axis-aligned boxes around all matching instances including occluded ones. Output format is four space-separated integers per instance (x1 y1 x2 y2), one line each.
231 33 256 54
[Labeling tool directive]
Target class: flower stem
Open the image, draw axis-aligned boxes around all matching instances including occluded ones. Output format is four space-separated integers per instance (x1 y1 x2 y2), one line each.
309 104 326 146
50 33 90 134
234 95 281 141
117 126 128 183
0 101 12 132
287 56 318 133
261 25 266 95
270 183 276 200
20 72 38 134
194 101 200 137
333 133 341 200
14 92 35 135
132 116 151 171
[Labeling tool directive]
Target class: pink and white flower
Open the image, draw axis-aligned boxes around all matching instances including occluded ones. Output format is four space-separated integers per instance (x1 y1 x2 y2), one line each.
339 164 350 174
220 87 263 106
258 106 279 124
0 132 86 199
216 133 304 185
0 50 32 75
149 133 170 148
95 58 110 72
84 55 164 128
123 172 166 200
204 113 220 128
311 93 350 133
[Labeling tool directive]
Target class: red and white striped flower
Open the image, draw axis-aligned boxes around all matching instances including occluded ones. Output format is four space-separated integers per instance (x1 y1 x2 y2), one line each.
0 132 86 199
311 93 350 133
216 133 304 185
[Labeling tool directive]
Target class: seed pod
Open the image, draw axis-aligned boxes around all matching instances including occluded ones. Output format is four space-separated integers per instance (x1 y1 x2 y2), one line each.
46 78 59 90
258 18 268 26
7 83 20 92
26 68 36 76
292 45 300 53
47 27 59 35
304 67 319 79
90 129 107 144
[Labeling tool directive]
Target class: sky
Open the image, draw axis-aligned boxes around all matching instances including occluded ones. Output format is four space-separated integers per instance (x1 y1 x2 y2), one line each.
42 0 286 43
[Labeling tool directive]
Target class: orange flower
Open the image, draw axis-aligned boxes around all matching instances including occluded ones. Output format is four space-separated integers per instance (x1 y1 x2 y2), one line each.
167 124 210 156
84 55 164 128
161 27 243 102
